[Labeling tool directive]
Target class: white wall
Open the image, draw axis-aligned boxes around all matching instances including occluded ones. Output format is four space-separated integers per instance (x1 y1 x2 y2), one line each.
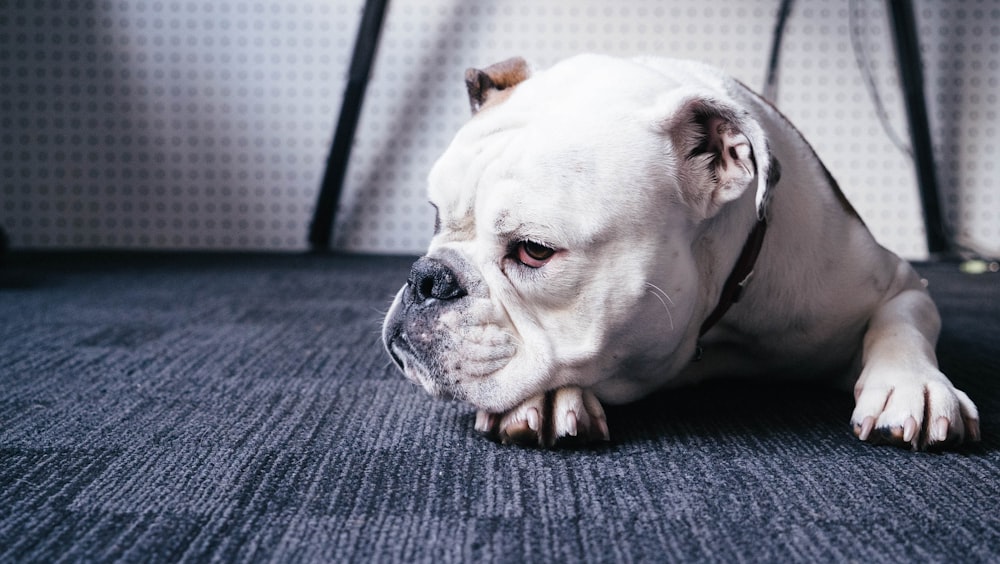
1 0 997 259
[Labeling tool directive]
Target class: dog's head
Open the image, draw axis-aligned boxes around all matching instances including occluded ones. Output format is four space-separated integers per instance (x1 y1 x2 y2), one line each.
382 54 775 412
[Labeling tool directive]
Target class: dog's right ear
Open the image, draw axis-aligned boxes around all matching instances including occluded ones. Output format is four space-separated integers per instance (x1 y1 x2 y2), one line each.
465 57 532 115
656 92 777 221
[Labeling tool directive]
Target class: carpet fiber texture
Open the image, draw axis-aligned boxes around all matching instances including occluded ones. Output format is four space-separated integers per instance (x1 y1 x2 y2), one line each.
1 252 998 562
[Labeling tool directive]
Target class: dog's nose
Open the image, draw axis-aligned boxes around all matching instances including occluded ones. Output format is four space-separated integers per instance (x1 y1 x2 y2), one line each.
407 256 467 303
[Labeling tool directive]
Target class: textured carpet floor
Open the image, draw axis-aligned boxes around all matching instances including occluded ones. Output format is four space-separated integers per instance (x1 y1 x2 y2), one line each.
1 252 998 563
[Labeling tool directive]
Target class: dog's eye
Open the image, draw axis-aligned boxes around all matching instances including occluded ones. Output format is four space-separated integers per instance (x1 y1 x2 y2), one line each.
515 240 556 268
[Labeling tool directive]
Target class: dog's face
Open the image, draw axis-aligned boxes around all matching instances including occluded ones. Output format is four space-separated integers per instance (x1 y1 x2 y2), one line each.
383 55 772 412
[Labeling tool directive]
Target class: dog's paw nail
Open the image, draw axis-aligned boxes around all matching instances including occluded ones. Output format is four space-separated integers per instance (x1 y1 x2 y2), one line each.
526 407 540 432
933 417 950 443
857 416 876 441
903 416 919 444
596 417 610 441
564 410 578 437
474 411 491 433
968 419 982 442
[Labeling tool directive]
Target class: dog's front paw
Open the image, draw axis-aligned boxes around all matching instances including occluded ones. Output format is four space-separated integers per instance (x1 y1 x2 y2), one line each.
475 386 610 448
851 369 980 451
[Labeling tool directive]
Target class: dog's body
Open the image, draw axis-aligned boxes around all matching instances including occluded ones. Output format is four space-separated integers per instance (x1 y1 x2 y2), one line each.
382 54 979 450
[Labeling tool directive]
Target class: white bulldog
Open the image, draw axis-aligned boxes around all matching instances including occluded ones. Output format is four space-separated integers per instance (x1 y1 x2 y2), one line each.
381 54 980 450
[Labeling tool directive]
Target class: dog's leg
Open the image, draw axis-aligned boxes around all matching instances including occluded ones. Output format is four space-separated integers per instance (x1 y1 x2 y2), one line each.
474 386 610 447
851 268 980 450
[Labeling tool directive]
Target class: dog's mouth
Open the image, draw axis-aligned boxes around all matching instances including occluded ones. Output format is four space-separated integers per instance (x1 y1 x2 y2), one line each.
387 335 461 401
386 337 406 371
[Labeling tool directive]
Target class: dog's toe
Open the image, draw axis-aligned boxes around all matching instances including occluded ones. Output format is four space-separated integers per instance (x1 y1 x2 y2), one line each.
550 387 610 447
495 396 545 446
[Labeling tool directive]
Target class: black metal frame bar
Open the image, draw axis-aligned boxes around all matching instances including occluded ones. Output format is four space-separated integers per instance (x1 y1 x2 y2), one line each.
308 0 390 252
887 0 952 257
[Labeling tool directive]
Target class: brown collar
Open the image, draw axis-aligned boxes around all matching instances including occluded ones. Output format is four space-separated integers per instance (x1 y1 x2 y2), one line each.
698 218 769 338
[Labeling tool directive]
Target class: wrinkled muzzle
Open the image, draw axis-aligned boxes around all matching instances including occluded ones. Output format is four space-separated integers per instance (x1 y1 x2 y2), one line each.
382 254 519 405
383 256 467 392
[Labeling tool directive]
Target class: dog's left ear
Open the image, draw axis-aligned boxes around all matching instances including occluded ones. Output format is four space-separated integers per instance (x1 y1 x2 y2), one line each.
465 57 532 115
661 94 778 220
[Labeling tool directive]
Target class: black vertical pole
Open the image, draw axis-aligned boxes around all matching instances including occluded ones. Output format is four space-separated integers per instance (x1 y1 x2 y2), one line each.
762 0 795 103
886 0 952 257
308 0 390 252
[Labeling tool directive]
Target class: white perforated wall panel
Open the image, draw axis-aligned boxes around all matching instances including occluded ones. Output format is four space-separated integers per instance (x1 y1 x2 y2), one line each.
919 2 1000 257
2 1 997 259
2 0 363 249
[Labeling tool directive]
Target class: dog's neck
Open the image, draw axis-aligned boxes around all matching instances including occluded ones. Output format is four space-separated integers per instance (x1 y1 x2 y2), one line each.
698 216 768 337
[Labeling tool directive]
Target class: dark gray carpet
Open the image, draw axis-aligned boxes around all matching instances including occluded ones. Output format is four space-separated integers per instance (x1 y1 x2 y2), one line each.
1 252 998 562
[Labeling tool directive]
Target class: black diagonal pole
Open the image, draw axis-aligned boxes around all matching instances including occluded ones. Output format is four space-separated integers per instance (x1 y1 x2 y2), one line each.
886 0 952 258
309 0 390 252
